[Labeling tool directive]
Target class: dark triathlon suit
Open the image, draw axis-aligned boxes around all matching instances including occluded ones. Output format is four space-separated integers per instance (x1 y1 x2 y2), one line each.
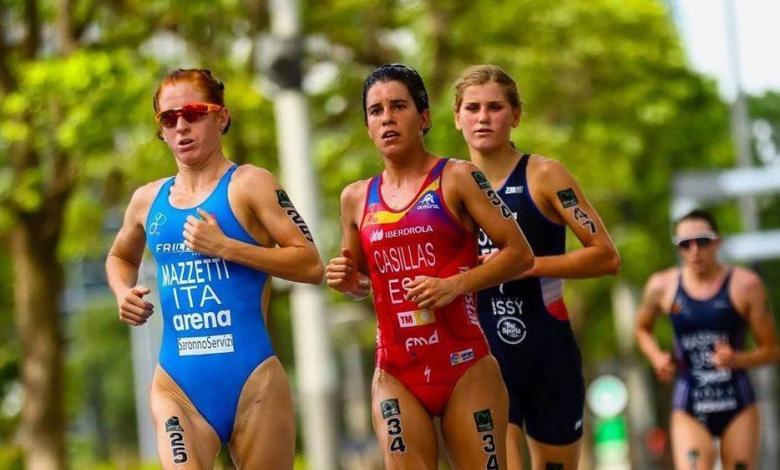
670 270 755 436
360 158 490 416
476 154 584 445
146 165 275 443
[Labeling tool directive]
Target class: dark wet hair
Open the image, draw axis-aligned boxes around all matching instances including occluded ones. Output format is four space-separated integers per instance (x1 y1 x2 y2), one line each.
674 209 719 234
153 68 231 138
362 63 431 134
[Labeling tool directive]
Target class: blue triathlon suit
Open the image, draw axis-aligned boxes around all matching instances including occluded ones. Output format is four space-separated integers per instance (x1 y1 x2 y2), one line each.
145 165 274 443
670 270 755 436
476 154 584 445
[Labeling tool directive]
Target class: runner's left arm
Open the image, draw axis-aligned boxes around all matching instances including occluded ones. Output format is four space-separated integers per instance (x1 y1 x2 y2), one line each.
406 161 534 309
528 158 620 279
183 166 324 284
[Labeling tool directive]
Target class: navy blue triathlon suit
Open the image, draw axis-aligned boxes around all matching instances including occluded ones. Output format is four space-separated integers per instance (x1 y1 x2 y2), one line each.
670 270 755 436
477 154 584 445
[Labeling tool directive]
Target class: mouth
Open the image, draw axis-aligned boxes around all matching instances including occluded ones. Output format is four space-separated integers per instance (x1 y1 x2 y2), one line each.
381 130 400 141
177 138 195 149
475 128 493 135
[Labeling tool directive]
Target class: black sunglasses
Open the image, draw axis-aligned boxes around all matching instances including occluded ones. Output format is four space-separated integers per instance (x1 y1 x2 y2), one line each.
674 235 717 250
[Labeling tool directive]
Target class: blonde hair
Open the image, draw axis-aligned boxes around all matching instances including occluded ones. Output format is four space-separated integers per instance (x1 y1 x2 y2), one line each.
453 64 523 113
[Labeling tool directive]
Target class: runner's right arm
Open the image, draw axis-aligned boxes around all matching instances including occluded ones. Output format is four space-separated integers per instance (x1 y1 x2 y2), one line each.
635 270 676 382
326 181 371 299
106 184 156 326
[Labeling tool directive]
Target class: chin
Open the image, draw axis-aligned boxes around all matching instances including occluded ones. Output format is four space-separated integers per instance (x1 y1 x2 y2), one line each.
471 141 501 153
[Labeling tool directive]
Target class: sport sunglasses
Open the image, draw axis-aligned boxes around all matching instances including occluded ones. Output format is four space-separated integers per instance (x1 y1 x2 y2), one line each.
672 232 718 250
155 102 223 128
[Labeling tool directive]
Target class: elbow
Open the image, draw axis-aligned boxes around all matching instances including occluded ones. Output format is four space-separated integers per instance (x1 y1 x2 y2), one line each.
517 252 535 277
304 262 325 285
604 252 622 276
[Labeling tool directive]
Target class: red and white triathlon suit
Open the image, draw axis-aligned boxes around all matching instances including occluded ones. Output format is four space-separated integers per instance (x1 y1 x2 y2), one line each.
359 158 490 415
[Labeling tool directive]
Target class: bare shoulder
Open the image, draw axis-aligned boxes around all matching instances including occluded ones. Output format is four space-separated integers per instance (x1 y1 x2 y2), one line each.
730 266 765 295
442 158 485 195
341 178 370 207
527 155 572 184
444 157 481 179
127 178 168 224
645 267 678 296
232 164 279 191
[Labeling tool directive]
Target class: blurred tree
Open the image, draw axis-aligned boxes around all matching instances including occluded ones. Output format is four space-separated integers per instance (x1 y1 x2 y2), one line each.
0 0 274 467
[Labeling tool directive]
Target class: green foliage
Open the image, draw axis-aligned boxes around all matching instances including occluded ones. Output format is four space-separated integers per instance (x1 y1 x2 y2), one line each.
67 306 137 460
2 0 771 465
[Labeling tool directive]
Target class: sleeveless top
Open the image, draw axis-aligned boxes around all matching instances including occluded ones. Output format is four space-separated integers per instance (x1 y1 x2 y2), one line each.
145 165 274 441
477 154 572 352
359 158 486 370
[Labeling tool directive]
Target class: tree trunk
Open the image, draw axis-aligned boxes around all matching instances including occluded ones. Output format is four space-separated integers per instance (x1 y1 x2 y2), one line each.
11 216 67 470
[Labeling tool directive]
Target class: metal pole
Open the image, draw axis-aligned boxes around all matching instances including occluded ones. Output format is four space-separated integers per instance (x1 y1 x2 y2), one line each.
133 258 161 462
267 1 339 468
612 283 656 469
723 2 777 468
724 0 759 231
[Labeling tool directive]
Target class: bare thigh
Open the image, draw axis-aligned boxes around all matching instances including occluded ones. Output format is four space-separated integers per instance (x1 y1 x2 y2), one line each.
441 355 509 470
506 423 527 470
229 356 295 469
720 405 759 470
372 368 439 470
671 410 716 470
526 434 581 470
150 366 221 470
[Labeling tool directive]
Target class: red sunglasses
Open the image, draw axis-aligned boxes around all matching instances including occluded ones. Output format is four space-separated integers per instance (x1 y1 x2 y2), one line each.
155 102 223 128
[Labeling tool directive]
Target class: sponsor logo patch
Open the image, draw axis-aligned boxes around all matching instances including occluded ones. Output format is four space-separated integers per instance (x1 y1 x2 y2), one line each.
397 310 435 328
474 409 494 432
415 193 439 210
497 317 527 344
178 334 234 356
450 348 475 366
405 330 439 352
380 399 401 419
165 416 183 433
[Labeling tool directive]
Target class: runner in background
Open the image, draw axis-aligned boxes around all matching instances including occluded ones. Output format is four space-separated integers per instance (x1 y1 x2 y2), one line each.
636 208 778 470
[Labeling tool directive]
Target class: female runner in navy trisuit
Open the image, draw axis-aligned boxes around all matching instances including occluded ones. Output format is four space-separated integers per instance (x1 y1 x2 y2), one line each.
636 209 778 470
453 64 621 470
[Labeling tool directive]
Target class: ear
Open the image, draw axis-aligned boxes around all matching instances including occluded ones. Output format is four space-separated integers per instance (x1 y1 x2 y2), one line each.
454 109 463 131
420 109 432 133
218 108 230 131
511 108 521 128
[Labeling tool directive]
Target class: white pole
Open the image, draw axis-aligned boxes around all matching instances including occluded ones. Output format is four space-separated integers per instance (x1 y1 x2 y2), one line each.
268 1 338 469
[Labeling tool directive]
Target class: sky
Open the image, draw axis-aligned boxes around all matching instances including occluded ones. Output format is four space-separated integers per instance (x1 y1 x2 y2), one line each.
671 0 780 98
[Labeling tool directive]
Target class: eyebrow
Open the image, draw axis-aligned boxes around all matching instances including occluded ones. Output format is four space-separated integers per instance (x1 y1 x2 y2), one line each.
368 98 410 109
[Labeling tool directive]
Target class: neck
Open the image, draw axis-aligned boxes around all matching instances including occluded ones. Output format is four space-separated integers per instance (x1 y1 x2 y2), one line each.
468 143 521 187
175 148 231 191
682 263 725 283
382 147 436 185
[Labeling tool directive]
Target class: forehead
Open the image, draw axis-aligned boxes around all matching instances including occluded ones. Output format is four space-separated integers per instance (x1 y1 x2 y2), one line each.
460 81 508 102
158 81 208 110
366 80 412 106
675 218 713 236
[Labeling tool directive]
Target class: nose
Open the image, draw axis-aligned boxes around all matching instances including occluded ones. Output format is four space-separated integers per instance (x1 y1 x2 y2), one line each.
381 108 395 125
175 115 190 133
477 106 489 123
